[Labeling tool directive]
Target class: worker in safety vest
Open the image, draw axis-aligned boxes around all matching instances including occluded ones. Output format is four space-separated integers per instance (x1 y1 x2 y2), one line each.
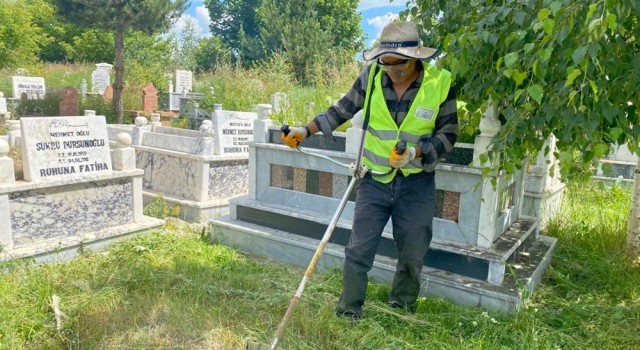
281 21 459 320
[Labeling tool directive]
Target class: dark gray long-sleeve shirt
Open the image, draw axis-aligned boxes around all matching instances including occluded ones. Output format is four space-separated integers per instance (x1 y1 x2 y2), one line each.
313 62 459 172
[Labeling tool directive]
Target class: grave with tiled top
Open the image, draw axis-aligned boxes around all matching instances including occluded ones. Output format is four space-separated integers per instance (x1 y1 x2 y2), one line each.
0 115 164 263
210 107 558 312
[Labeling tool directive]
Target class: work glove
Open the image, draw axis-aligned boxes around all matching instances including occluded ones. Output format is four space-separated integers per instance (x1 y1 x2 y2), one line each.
389 145 416 168
281 126 307 148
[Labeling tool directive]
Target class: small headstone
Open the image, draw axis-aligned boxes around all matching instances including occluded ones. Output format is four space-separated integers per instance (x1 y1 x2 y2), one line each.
12 76 46 99
142 83 158 113
19 116 112 182
213 111 258 155
102 85 113 100
270 92 289 113
80 79 87 95
0 92 6 114
175 70 193 94
91 63 112 95
58 87 79 116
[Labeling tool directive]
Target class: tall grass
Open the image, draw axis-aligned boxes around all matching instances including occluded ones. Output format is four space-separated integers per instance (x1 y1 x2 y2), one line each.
0 183 639 349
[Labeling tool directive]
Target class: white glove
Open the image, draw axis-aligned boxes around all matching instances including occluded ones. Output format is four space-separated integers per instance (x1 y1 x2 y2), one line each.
280 126 307 148
389 146 416 168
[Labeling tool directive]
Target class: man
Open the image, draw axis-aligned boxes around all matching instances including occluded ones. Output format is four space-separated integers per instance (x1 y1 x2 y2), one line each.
281 21 458 319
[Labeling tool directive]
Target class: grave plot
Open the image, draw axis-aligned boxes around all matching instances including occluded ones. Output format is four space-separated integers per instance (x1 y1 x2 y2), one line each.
0 115 164 262
210 119 558 313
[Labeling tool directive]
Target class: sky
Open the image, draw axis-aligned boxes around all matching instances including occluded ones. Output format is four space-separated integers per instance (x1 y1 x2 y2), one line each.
173 0 406 47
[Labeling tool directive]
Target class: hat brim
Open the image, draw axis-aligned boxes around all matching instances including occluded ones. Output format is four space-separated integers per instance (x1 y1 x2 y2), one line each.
362 46 438 61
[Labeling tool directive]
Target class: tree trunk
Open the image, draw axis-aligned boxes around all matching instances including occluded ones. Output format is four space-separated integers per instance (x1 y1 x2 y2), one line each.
113 28 125 124
627 158 640 259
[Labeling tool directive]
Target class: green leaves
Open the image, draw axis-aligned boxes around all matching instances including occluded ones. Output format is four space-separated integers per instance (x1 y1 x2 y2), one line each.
565 68 582 87
572 46 588 64
409 0 640 181
504 52 519 67
527 84 544 104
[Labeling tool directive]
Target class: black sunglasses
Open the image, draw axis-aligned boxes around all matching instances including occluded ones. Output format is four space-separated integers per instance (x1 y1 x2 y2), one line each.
377 58 409 66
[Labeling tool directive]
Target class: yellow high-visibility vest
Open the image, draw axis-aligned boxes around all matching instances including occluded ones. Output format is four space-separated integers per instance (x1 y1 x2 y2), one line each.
362 62 452 183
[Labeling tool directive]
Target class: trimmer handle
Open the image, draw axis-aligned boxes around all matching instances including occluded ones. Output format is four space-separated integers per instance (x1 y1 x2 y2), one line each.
395 140 407 154
281 124 290 137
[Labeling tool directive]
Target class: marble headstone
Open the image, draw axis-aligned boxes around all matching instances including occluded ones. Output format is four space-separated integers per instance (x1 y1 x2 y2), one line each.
212 111 258 155
91 63 112 95
12 76 46 99
175 70 193 94
0 92 6 114
20 116 112 182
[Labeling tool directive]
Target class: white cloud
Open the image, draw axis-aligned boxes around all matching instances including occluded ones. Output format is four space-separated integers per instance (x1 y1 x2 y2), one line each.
358 0 405 12
366 12 399 45
194 5 212 37
169 5 211 39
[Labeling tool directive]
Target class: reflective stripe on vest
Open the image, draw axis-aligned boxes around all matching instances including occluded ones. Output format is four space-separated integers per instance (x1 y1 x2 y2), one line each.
362 62 452 183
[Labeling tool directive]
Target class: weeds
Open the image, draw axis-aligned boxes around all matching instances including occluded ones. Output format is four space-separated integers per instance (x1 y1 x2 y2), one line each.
143 194 181 219
0 182 638 349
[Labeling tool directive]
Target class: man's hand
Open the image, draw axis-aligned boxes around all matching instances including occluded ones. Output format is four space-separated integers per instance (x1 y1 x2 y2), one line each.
389 146 416 168
281 126 307 148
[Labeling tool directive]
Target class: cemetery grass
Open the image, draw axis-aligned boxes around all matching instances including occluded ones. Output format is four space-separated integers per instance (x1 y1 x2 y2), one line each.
1 183 639 350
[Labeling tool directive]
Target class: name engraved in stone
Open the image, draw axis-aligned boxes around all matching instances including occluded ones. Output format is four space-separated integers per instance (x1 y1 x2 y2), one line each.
36 141 61 150
222 129 253 135
63 139 105 149
50 131 74 137
38 162 109 177
36 139 105 151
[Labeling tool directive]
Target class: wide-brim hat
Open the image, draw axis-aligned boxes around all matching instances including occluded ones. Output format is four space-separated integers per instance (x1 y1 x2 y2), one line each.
362 21 437 61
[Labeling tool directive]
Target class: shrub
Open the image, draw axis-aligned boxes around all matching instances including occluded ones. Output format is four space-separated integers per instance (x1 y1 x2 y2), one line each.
143 193 181 219
12 92 58 117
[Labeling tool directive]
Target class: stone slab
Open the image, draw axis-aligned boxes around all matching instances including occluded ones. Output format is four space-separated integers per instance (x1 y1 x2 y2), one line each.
12 76 46 99
20 116 112 182
210 215 557 313
0 216 164 263
213 111 258 155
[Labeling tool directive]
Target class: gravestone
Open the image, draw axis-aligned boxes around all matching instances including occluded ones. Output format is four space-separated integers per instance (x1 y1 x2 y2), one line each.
12 76 46 99
270 92 290 113
212 110 258 155
175 70 193 94
142 83 158 113
58 87 79 116
0 92 6 114
102 85 113 100
91 63 112 95
80 79 88 96
20 116 112 182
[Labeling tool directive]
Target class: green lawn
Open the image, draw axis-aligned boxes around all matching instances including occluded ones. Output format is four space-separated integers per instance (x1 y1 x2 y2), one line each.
0 182 639 350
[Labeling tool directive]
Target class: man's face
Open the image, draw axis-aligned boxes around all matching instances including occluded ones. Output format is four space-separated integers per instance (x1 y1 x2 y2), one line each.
378 55 417 84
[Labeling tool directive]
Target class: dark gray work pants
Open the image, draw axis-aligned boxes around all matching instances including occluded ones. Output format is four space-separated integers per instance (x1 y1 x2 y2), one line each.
336 171 435 317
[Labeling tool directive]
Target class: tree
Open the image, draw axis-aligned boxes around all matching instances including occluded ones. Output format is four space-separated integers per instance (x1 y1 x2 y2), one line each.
257 0 363 84
407 0 639 256
205 0 261 55
193 36 232 72
0 0 53 68
175 18 201 71
71 29 115 62
51 0 188 123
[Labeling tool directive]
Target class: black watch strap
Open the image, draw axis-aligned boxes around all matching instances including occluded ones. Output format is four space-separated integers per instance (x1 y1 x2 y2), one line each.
303 125 311 137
